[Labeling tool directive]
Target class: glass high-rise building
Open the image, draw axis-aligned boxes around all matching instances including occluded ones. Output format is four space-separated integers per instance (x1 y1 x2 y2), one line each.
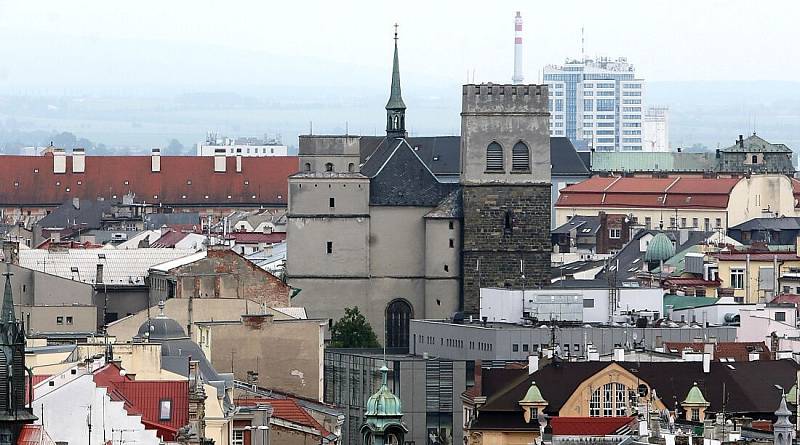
543 57 645 152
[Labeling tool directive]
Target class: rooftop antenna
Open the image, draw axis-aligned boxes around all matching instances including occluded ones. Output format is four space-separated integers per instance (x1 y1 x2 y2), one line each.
581 26 585 62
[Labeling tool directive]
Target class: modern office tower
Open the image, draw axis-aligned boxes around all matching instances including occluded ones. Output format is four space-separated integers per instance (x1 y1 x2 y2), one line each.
543 57 645 152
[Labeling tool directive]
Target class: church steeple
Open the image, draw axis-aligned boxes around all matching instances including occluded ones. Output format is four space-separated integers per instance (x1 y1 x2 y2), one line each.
2 267 15 324
385 24 406 139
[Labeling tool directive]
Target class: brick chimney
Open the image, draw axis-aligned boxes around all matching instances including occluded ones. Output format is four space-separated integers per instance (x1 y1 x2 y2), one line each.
72 148 85 173
53 148 66 174
151 148 161 173
214 148 226 173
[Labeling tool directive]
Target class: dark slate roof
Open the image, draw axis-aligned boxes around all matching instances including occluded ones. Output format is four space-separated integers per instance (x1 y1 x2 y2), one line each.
551 215 601 235
722 134 792 153
424 190 463 219
600 229 713 286
551 137 591 177
360 136 460 178
361 136 583 178
36 199 112 229
368 139 459 206
729 217 800 232
480 360 799 419
577 151 592 171
143 212 201 230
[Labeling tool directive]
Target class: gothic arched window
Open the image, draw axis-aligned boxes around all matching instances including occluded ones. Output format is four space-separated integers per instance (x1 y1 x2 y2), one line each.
512 141 530 171
486 142 504 171
348 163 355 173
304 162 311 172
386 299 413 348
325 162 334 172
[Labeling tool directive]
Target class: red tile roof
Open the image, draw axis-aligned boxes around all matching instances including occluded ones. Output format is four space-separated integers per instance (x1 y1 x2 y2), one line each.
17 424 56 445
0 155 298 207
227 232 286 244
235 398 330 437
663 342 771 362
663 277 721 287
712 252 800 261
92 364 188 441
550 416 636 436
149 230 191 248
556 176 740 209
771 294 800 306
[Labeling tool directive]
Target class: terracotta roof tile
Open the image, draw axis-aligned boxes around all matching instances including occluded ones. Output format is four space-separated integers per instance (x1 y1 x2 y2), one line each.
236 397 330 437
557 176 739 209
0 155 298 206
551 416 637 436
663 342 771 362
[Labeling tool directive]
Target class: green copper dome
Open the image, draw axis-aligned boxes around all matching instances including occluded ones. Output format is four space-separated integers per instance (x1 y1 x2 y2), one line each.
366 366 403 417
519 381 547 405
682 382 709 406
644 232 676 263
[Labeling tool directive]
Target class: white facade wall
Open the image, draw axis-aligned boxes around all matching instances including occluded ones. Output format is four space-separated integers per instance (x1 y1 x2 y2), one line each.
480 287 664 324
737 305 800 343
33 374 159 445
669 301 752 326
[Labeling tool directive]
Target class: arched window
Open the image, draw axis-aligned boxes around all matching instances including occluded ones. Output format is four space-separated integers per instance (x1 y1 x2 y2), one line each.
325 162 334 172
751 154 758 164
486 142 504 171
589 383 634 417
304 162 311 172
348 163 355 173
512 141 530 171
386 299 413 348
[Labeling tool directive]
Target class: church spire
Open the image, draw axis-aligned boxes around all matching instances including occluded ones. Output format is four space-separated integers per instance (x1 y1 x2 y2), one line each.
385 24 406 139
2 265 14 325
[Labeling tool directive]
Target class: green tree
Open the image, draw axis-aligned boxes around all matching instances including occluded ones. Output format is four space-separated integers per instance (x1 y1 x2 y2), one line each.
330 307 380 348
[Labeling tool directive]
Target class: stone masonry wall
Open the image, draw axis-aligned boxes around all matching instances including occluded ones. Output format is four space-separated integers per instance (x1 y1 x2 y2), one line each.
462 184 551 315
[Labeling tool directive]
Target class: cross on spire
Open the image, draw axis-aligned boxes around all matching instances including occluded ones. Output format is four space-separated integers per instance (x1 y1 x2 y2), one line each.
394 23 398 41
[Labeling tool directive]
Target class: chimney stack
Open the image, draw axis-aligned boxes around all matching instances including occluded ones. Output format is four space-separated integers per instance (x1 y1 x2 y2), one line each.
53 148 66 174
235 148 242 173
738 134 744 147
96 263 104 284
151 148 161 173
214 148 226 173
72 148 85 173
702 352 711 373
512 12 524 84
528 355 539 374
613 347 625 362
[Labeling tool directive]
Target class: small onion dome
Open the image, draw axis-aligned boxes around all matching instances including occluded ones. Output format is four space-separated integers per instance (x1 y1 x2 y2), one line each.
644 232 675 263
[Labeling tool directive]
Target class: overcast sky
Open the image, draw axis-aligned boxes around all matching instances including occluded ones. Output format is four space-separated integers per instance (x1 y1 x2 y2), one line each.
0 0 796 92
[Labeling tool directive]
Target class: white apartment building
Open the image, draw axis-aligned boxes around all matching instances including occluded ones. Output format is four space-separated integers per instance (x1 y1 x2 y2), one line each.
543 57 646 152
196 133 288 157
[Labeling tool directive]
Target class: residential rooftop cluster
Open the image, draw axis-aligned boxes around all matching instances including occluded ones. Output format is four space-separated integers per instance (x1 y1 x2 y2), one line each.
1 12 800 445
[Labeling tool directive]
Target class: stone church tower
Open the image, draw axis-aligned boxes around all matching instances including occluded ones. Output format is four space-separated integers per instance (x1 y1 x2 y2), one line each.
460 84 552 315
0 267 36 445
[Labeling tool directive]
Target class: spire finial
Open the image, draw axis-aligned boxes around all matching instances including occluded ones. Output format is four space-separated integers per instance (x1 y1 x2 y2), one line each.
394 23 398 41
2 263 15 324
157 300 165 317
385 23 406 138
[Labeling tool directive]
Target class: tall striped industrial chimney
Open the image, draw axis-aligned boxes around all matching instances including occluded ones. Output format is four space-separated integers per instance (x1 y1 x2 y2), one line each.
512 11 524 84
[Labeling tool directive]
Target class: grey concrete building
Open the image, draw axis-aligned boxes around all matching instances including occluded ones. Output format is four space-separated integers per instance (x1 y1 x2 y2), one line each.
287 32 556 347
409 319 737 361
323 349 468 445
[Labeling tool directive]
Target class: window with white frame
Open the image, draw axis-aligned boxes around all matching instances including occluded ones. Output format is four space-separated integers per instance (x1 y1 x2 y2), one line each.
590 387 601 416
730 268 745 289
232 430 244 445
603 384 614 416
609 228 621 239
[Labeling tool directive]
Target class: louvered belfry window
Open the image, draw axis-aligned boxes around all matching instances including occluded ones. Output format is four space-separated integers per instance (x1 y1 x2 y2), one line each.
486 142 504 171
512 141 530 171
